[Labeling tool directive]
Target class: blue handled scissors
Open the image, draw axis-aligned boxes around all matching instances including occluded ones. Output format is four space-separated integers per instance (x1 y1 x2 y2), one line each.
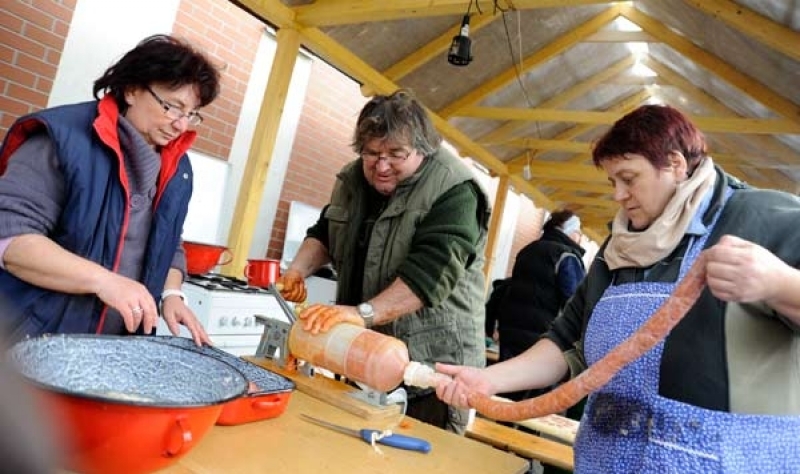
300 414 431 453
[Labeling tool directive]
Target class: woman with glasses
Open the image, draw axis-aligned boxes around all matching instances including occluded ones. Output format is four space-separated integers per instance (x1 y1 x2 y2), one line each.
277 89 491 434
0 35 218 345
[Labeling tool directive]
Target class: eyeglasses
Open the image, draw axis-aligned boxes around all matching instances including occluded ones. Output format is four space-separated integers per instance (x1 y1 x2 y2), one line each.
145 86 203 126
360 148 412 165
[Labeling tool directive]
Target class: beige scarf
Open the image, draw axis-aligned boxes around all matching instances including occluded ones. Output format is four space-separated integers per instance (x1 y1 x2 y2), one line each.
604 158 716 270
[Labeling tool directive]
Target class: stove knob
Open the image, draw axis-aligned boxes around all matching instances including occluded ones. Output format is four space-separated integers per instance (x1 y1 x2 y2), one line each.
231 317 242 327
244 317 253 327
219 316 229 327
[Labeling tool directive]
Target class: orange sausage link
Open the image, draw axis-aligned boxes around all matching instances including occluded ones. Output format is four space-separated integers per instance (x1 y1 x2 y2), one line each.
469 252 708 422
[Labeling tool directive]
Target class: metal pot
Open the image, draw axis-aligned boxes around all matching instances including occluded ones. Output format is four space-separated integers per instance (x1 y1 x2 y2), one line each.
183 241 233 275
8 335 248 474
144 335 295 425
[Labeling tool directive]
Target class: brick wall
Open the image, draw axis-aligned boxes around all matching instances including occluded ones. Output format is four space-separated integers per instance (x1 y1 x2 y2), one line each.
264 59 368 259
0 0 76 136
173 0 263 160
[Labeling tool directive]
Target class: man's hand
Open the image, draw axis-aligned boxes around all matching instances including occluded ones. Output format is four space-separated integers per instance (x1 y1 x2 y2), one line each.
277 269 307 302
298 304 364 334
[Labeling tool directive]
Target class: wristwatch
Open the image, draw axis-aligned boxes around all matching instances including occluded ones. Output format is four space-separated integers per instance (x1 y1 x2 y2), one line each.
357 302 375 328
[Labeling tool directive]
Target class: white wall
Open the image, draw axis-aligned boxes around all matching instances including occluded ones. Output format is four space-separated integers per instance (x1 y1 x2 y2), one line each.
182 151 229 243
48 0 180 107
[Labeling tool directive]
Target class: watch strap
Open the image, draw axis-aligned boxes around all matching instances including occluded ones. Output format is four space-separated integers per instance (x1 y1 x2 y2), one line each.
161 289 186 302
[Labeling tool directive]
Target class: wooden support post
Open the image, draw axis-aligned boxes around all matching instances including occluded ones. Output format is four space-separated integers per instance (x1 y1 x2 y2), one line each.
483 174 509 287
222 28 301 277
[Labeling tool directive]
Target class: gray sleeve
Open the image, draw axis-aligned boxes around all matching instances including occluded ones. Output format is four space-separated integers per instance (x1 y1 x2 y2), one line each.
0 133 65 239
171 243 187 280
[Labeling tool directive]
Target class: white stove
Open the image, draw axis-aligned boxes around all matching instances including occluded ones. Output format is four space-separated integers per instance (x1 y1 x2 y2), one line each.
156 273 291 356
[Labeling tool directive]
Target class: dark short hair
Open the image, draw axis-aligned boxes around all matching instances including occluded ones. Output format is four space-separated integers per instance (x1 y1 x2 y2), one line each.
592 104 707 174
351 89 442 157
93 34 221 114
543 209 575 233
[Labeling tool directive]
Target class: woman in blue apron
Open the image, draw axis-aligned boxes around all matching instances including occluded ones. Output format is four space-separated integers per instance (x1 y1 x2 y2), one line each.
435 104 800 472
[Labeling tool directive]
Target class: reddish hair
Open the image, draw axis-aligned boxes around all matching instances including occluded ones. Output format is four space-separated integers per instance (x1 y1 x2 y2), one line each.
592 104 707 173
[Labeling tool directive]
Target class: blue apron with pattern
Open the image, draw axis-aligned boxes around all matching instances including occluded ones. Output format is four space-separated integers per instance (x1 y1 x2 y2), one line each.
575 218 800 473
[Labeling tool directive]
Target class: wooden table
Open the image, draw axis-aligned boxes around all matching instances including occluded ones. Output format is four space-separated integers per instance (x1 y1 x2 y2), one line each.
156 391 530 474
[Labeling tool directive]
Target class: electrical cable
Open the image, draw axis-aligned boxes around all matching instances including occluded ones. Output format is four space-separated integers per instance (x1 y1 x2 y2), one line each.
499 5 543 144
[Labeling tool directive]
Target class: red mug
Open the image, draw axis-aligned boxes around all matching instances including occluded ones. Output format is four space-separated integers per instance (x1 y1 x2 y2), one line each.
244 259 281 287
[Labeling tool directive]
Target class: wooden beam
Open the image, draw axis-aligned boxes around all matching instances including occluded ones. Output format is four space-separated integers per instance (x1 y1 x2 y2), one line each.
506 89 651 170
231 0 295 28
684 0 800 61
438 6 621 118
552 195 616 209
498 138 591 153
458 106 800 134
620 4 800 124
222 27 301 277
477 56 635 145
542 181 612 194
607 75 664 86
292 0 618 26
508 174 557 212
585 30 656 42
484 175 510 283
518 161 608 183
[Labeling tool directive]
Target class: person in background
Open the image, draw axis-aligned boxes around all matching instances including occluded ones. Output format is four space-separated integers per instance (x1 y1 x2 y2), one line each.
498 210 585 358
435 104 800 472
0 35 217 345
484 277 510 345
278 89 491 434
493 209 585 402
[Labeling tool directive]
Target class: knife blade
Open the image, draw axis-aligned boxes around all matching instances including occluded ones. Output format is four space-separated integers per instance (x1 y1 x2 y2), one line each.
300 414 431 453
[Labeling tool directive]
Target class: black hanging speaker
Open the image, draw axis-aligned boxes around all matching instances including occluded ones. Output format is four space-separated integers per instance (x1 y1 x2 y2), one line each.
448 15 472 66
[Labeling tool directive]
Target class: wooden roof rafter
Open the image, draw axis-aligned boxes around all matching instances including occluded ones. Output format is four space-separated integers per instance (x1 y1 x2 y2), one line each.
620 4 800 124
477 55 637 146
506 89 652 171
683 0 800 61
292 0 618 27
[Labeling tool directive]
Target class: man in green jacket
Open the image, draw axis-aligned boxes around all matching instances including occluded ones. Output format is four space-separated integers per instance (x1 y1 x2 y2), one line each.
278 89 490 433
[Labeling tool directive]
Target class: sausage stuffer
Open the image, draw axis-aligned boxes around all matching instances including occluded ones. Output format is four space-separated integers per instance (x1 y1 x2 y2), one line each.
254 284 408 408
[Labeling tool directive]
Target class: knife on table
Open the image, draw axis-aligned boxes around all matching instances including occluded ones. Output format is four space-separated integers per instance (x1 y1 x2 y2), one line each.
300 414 431 453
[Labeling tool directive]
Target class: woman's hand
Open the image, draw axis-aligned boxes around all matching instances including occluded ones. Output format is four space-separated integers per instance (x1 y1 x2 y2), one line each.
298 304 364 334
705 234 790 303
434 363 496 409
94 273 159 333
277 269 307 302
161 296 212 346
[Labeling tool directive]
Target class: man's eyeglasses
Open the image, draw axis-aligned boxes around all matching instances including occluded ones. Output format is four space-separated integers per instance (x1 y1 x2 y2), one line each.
361 148 411 165
145 86 203 126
